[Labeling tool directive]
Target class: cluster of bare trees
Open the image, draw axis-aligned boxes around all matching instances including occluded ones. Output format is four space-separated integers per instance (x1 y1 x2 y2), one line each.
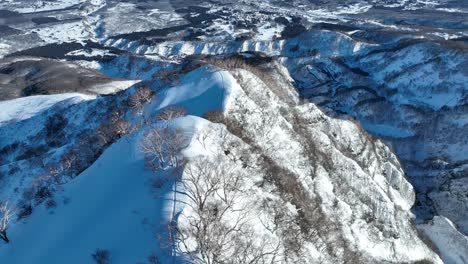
139 121 281 262
0 201 14 243
138 108 286 262
96 111 132 147
171 157 280 263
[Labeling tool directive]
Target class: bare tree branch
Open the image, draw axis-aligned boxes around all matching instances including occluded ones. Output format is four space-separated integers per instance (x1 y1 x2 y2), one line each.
0 201 14 243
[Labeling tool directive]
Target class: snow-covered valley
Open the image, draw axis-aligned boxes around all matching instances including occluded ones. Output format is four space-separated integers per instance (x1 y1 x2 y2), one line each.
0 0 467 263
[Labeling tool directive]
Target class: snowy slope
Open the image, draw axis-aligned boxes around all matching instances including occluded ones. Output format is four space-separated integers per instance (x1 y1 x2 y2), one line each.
0 66 233 263
419 216 468 264
0 126 173 263
0 116 217 263
0 93 95 125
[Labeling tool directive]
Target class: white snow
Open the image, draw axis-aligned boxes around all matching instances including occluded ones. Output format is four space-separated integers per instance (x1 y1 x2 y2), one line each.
0 51 449 264
33 21 89 44
255 23 284 41
65 48 112 57
0 43 11 59
154 67 234 115
1 0 84 13
307 3 373 20
90 80 141 94
0 93 95 125
419 216 468 264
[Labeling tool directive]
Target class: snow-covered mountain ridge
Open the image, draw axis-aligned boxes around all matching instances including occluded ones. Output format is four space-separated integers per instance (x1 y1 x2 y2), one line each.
0 64 444 263
0 0 467 263
99 30 468 237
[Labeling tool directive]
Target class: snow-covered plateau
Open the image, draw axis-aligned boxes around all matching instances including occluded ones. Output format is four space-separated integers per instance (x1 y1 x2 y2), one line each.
0 0 466 263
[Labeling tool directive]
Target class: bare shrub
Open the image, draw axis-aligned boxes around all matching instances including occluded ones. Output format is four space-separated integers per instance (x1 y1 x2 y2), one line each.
0 201 14 243
157 106 188 121
203 110 255 146
257 153 349 260
16 203 32 220
61 153 77 171
113 120 131 136
15 145 48 162
147 254 161 264
96 123 115 147
151 175 171 190
96 119 131 147
92 249 111 264
155 64 203 85
34 186 53 203
45 199 57 209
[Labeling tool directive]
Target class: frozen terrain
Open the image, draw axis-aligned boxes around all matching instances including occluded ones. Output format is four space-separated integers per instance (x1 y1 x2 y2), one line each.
0 65 443 263
0 0 467 263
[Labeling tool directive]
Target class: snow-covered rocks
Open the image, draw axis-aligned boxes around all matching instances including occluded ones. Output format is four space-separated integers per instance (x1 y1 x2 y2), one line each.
210 68 441 263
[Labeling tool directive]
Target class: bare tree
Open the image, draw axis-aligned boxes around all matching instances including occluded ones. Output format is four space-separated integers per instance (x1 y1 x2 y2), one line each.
157 106 188 121
128 86 154 107
127 86 154 115
0 201 14 243
96 119 131 147
139 125 185 171
60 153 77 171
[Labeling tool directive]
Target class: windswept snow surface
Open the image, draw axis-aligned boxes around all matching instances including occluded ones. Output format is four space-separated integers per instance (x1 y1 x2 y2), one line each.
90 80 141 94
0 0 86 13
154 67 234 115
